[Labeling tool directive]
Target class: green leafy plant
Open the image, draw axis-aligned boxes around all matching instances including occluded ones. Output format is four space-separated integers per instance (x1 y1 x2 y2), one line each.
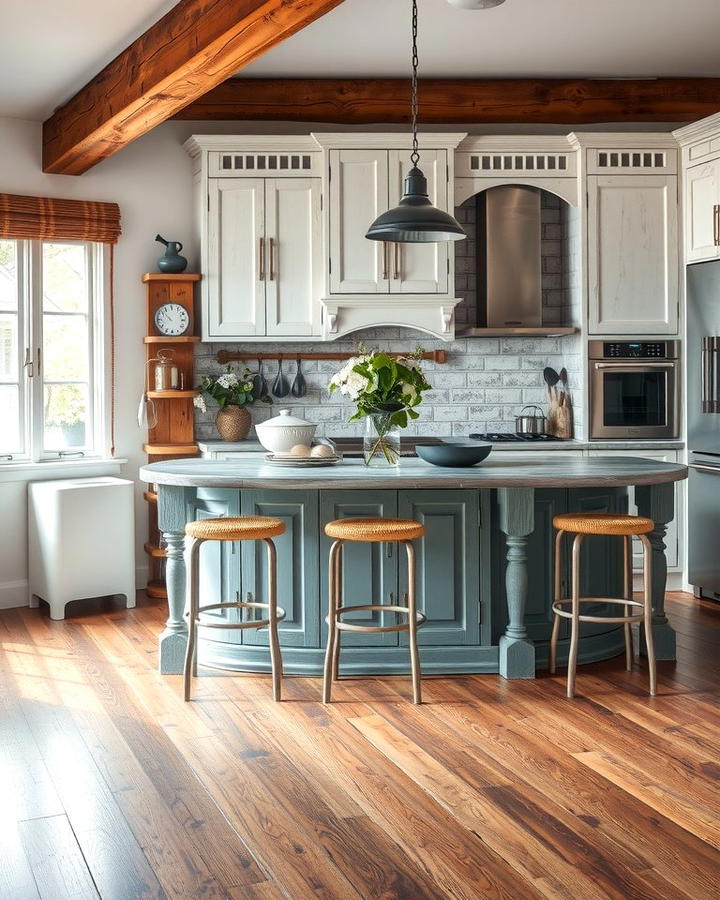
329 346 432 427
329 346 432 465
194 365 271 412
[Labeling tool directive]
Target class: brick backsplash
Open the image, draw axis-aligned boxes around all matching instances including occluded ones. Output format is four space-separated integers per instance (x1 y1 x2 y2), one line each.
195 190 584 441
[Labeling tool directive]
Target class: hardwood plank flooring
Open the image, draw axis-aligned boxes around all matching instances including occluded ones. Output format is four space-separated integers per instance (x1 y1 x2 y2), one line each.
0 591 718 898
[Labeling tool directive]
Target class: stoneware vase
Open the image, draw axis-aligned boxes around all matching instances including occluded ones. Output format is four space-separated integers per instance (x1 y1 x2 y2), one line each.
155 234 188 273
215 405 251 442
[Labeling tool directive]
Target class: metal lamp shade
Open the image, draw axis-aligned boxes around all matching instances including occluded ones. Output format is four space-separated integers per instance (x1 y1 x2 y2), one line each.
365 167 467 243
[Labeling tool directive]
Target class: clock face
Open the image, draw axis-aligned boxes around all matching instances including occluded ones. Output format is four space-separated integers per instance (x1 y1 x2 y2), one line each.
154 302 189 336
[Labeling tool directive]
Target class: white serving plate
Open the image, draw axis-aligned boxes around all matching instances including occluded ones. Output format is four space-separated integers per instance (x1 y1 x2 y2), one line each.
264 452 343 468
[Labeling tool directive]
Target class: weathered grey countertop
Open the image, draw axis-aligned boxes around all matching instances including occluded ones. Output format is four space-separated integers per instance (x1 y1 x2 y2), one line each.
141 456 687 491
197 439 685 453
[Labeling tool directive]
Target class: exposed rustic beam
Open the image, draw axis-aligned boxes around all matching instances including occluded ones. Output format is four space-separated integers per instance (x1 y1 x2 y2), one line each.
42 0 345 175
173 77 720 124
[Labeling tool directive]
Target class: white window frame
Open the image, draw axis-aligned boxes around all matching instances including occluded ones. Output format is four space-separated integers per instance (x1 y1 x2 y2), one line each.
0 238 111 465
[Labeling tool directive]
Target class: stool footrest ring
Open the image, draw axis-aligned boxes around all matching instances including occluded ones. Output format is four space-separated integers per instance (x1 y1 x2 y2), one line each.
552 597 649 625
326 603 426 634
191 601 286 631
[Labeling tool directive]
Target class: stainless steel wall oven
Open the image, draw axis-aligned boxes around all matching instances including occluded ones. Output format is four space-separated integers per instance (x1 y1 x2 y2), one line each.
589 340 680 440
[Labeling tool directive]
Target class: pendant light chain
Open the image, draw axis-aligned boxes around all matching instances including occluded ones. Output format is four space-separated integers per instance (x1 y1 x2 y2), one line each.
410 0 419 167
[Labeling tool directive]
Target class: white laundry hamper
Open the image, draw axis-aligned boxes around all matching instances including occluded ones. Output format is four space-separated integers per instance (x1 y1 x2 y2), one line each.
28 476 136 620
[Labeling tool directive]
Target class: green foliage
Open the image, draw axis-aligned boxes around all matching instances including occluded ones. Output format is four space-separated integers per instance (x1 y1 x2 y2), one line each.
196 364 272 410
45 384 85 426
328 346 432 428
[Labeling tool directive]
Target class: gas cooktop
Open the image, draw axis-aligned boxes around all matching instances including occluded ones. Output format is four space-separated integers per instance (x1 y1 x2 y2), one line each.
468 433 564 443
328 434 564 456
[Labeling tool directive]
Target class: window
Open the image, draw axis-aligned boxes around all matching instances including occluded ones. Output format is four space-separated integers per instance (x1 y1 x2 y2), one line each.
0 238 110 462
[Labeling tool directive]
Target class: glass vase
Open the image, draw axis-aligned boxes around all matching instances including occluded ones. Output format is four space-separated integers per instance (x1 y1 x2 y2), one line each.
363 412 401 467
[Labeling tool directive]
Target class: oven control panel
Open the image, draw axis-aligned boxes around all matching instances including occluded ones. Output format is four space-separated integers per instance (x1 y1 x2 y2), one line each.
602 341 667 359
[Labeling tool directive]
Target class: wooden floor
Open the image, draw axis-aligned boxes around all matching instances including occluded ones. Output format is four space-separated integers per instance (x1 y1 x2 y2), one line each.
1 594 719 899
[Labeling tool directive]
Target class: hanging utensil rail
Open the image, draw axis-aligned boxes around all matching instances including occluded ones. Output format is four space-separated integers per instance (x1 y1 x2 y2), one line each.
216 349 447 364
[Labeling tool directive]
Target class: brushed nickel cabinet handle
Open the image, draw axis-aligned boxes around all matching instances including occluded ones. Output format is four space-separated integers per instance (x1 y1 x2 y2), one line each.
269 238 275 281
394 242 400 280
381 242 388 280
714 205 719 246
259 237 265 281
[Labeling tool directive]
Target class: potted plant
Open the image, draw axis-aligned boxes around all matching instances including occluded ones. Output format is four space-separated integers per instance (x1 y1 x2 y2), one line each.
194 365 271 441
329 347 432 466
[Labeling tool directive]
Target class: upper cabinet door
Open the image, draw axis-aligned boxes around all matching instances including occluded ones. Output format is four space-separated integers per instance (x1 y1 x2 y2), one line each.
328 149 390 294
685 160 720 264
388 150 449 294
207 179 265 337
264 179 322 337
587 174 679 335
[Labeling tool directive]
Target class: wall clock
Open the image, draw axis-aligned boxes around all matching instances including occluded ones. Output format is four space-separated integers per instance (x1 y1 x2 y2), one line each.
154 302 190 336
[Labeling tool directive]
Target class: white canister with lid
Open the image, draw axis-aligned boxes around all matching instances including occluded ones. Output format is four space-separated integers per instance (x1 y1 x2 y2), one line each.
255 408 317 453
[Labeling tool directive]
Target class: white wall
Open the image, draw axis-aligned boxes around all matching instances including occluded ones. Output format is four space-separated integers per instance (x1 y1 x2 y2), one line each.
0 116 199 604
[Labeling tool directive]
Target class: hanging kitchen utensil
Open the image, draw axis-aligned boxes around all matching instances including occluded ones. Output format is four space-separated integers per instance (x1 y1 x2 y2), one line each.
137 358 159 429
272 359 290 398
291 358 307 398
254 359 268 398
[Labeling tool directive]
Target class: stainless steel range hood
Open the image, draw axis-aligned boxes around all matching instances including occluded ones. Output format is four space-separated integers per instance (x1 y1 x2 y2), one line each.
484 185 542 328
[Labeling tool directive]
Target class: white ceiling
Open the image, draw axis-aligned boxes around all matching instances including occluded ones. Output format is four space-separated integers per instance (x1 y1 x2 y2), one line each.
0 0 176 119
241 0 720 79
3 0 720 121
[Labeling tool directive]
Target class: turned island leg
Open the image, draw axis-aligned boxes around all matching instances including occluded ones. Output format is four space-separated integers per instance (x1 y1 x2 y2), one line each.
498 487 536 679
157 485 192 674
635 481 677 661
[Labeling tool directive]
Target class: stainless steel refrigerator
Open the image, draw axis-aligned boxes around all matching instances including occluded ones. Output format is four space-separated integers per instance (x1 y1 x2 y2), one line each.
687 260 720 601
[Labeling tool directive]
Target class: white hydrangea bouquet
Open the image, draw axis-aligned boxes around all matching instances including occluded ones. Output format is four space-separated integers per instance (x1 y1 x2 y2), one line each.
329 348 432 465
194 364 270 413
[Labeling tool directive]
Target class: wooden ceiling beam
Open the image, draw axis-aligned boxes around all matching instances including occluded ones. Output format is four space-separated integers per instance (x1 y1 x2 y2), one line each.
173 77 720 124
42 0 345 175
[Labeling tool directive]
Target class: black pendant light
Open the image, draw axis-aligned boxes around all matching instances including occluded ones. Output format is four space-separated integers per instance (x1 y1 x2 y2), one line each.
365 0 466 244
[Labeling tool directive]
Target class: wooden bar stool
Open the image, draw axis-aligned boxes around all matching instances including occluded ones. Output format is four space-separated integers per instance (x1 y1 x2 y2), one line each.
184 516 286 702
323 517 426 704
549 512 657 698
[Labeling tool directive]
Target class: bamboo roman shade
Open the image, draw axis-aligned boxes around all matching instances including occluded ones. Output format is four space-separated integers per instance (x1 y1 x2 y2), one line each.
0 193 121 243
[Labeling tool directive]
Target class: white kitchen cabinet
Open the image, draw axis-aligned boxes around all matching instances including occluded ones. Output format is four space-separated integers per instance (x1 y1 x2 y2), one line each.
328 149 389 294
328 148 448 295
587 174 679 335
206 177 322 339
684 159 720 263
587 449 683 573
207 178 265 338
265 179 323 337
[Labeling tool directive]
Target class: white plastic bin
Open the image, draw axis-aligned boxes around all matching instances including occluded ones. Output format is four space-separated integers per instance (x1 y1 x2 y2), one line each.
28 477 136 620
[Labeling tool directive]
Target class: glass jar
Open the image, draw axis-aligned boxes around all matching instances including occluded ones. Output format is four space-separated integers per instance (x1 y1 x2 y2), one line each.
153 349 179 391
363 411 401 467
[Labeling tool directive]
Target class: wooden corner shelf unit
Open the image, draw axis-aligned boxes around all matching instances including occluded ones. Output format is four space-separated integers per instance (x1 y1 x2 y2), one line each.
142 273 201 599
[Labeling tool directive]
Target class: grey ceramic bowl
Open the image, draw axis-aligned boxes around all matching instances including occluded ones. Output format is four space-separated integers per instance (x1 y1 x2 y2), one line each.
415 442 492 468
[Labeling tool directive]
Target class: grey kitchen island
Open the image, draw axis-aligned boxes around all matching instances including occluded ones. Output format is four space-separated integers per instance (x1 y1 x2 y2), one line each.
139 456 687 679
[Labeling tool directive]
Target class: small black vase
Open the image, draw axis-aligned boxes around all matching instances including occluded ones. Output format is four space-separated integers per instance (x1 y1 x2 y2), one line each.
156 234 188 273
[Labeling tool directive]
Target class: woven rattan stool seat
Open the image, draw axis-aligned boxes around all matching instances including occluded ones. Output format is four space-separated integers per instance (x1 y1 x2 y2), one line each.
186 516 285 542
552 512 654 536
324 517 425 543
